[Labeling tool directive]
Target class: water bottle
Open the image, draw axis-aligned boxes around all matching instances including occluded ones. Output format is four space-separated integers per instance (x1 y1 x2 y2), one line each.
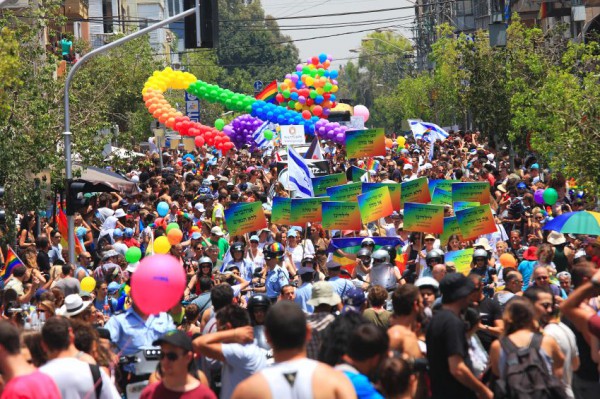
103 303 110 317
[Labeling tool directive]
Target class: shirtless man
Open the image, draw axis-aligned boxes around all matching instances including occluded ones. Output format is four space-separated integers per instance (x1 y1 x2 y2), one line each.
231 301 357 399
387 284 424 360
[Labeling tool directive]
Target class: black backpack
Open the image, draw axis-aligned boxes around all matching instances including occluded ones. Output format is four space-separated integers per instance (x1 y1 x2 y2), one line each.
492 333 566 399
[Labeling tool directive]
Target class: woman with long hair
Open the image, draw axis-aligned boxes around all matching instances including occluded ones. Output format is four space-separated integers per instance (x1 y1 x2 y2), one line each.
444 234 461 253
489 297 564 380
18 213 37 252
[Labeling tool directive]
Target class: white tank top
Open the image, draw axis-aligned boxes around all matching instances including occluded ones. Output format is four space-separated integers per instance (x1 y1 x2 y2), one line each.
261 358 318 399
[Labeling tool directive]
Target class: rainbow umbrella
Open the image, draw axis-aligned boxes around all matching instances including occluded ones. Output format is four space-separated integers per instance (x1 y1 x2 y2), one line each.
542 211 600 236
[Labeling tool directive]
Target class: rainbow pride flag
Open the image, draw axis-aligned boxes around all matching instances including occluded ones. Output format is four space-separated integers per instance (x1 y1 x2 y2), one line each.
1 246 24 280
367 159 381 173
255 80 278 103
57 208 84 255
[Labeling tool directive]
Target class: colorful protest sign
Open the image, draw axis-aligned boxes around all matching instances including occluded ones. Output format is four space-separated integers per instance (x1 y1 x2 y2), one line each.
326 182 363 201
345 128 386 158
401 177 431 205
357 187 393 223
453 201 480 212
290 197 328 225
322 201 362 231
440 216 462 246
452 182 491 204
455 204 497 240
431 187 452 206
224 202 267 237
445 248 475 275
271 197 292 225
362 183 401 211
350 166 368 182
311 173 347 196
428 179 458 193
403 203 445 234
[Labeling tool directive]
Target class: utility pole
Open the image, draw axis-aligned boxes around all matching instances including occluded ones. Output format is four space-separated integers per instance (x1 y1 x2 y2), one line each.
63 7 198 264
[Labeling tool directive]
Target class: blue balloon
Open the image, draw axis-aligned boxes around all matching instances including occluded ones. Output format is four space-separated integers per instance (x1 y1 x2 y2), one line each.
318 53 328 63
157 201 169 217
267 112 274 120
290 92 299 100
296 81 304 89
277 115 286 124
330 70 338 79
315 95 324 104
329 94 336 102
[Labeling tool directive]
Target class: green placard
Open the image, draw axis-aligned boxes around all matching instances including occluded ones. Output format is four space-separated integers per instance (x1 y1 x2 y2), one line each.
271 197 292 225
345 128 386 158
326 182 363 201
311 173 347 196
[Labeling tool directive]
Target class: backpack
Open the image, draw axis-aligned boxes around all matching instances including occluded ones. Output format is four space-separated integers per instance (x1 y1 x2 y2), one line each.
492 333 566 399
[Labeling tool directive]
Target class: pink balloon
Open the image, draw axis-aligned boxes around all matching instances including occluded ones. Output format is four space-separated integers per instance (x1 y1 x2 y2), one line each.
353 104 370 122
131 254 186 315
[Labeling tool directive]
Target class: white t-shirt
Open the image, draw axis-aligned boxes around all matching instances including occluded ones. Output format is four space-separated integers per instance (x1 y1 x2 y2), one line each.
289 240 315 269
220 342 268 399
40 357 120 399
544 322 578 399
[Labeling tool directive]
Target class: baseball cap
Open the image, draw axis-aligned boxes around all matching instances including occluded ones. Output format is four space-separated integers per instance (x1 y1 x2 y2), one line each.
403 164 413 170
113 228 123 238
297 266 314 275
107 282 121 294
153 330 193 352
530 163 539 170
250 235 259 242
440 273 476 304
211 226 224 236
114 209 126 218
194 202 205 212
191 232 202 240
342 287 367 313
326 260 342 269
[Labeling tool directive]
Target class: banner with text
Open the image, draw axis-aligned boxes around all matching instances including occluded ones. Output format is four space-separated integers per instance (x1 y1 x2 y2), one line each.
290 197 328 225
455 204 497 240
357 186 393 223
362 183 401 211
280 125 306 145
312 173 347 196
403 202 445 234
452 182 491 205
345 128 386 158
401 177 431 205
327 182 363 201
322 201 362 231
445 248 475 275
431 187 452 206
224 202 267 237
271 197 292 225
440 216 463 246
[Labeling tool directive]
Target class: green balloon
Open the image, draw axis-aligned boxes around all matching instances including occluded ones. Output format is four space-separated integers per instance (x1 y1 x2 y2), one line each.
302 66 310 74
214 119 225 131
264 129 274 140
309 90 318 99
125 246 142 264
166 222 179 234
282 89 291 99
324 82 333 92
543 188 559 205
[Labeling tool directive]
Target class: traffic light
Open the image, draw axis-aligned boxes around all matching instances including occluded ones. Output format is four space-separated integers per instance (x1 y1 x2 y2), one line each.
66 180 89 216
184 0 218 49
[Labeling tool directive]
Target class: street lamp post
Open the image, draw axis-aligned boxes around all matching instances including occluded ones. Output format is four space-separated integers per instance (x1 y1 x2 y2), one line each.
63 7 197 265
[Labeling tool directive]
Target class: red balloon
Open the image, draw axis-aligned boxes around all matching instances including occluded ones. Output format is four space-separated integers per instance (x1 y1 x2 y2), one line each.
306 98 314 107
312 105 323 116
311 56 319 65
275 93 284 103
195 136 205 147
302 110 311 120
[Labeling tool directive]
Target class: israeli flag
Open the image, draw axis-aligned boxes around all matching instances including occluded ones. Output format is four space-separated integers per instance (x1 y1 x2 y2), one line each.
287 146 315 198
253 122 275 149
408 120 449 141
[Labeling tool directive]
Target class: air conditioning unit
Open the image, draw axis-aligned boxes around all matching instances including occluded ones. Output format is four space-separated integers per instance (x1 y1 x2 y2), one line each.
1 0 30 8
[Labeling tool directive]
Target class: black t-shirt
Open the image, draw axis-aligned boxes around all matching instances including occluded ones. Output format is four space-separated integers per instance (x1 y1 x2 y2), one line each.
37 251 50 274
563 317 599 381
426 308 477 399
474 297 502 351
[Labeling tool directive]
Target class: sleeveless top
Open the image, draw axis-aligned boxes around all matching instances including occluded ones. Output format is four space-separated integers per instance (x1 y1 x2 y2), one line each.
261 358 318 399
553 246 569 273
498 333 553 379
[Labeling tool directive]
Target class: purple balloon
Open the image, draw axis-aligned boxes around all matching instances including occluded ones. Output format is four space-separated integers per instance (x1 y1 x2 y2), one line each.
534 189 545 204
335 133 345 143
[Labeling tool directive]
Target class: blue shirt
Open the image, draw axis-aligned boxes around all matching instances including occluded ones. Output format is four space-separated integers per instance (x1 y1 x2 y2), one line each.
294 282 314 313
327 276 354 298
337 365 384 399
105 308 175 358
265 266 289 299
518 260 537 291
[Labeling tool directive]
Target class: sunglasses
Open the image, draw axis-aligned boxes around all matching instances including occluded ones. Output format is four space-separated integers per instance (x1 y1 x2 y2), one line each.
160 351 182 361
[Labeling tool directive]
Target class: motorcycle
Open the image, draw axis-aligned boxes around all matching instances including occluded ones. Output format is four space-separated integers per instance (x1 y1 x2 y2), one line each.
118 346 161 399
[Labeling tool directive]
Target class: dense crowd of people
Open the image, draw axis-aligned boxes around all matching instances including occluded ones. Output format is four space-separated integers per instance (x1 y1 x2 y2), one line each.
1 129 599 399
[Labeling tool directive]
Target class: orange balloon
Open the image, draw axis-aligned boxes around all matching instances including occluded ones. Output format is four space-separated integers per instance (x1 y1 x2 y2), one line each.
158 113 169 124
499 253 517 268
167 228 183 245
385 138 393 149
148 104 159 113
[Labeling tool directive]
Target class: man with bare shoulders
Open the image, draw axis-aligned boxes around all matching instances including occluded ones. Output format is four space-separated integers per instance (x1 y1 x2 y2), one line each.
231 301 357 399
387 284 424 359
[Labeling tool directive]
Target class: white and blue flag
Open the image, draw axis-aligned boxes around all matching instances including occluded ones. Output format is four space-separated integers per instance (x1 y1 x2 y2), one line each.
287 146 314 198
253 121 275 149
408 120 449 142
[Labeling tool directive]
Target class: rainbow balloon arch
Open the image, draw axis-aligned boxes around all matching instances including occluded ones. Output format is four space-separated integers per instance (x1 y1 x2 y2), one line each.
141 54 371 152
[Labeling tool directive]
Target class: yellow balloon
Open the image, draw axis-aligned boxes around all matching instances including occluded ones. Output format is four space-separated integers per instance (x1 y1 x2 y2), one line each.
154 236 171 254
81 276 96 292
397 136 406 147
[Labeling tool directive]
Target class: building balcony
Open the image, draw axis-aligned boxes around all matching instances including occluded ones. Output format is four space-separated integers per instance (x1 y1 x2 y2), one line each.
63 0 89 19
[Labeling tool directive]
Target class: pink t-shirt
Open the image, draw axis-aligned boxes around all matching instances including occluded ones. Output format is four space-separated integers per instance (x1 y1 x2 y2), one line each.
0 370 61 399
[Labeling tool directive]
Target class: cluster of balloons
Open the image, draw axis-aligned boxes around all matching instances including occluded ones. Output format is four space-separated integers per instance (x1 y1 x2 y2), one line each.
314 118 347 144
187 80 255 113
223 114 266 149
250 100 320 135
142 69 234 153
131 254 186 315
275 53 339 119
534 188 559 206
